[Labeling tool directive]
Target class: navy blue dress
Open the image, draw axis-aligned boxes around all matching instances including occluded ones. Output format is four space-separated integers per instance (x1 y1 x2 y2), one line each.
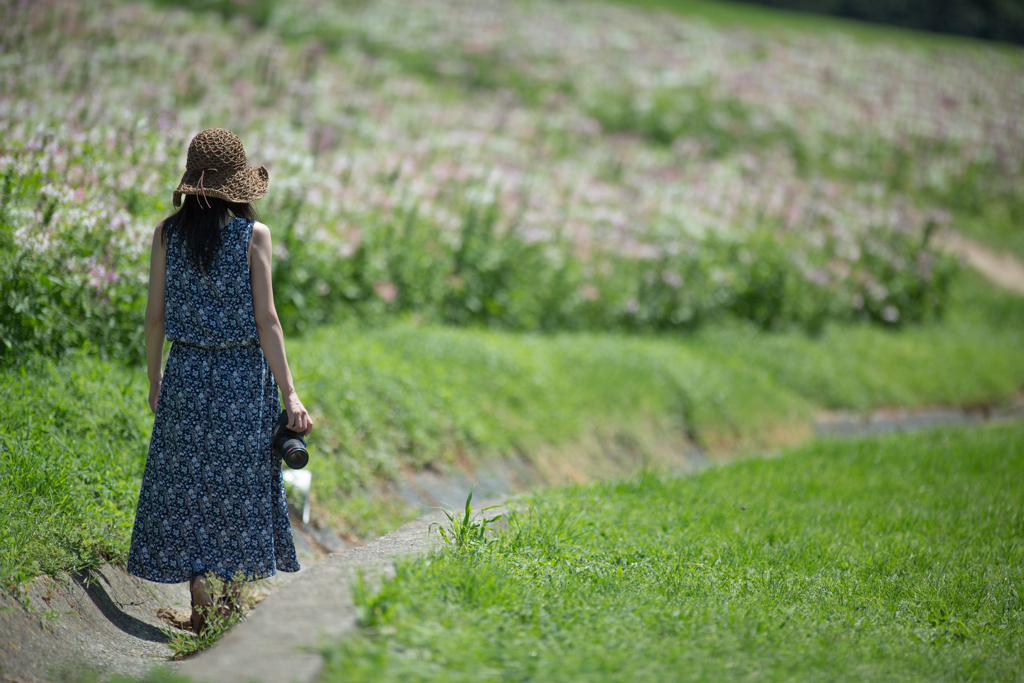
128 217 300 584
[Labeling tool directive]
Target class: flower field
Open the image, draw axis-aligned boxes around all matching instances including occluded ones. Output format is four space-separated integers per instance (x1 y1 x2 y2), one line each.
2 0 1022 361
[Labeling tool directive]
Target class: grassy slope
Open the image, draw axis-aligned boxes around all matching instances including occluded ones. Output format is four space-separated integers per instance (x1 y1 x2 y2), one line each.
0 361 149 585
321 422 1024 682
955 210 1024 264
602 0 1022 51
4 273 1020 585
692 272 1024 410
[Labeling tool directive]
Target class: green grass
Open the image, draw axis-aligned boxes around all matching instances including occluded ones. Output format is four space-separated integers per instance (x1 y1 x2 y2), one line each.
955 209 1024 263
321 422 1024 682
601 0 1022 52
691 271 1024 410
0 358 149 587
2 274 1023 585
294 271 1024 524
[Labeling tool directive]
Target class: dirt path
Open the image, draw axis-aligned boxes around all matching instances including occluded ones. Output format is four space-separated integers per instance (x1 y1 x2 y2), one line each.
0 519 337 683
935 231 1024 296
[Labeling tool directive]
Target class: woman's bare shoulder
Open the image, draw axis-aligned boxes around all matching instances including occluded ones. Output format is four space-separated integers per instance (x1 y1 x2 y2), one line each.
250 222 272 247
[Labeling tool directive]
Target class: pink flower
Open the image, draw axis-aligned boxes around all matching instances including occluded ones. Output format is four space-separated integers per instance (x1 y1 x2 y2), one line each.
373 280 398 303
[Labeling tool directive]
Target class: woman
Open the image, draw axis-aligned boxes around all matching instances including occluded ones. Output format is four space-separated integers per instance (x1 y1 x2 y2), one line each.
127 128 312 634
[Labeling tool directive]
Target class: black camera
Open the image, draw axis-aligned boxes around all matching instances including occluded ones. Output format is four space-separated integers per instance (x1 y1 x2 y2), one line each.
271 409 309 470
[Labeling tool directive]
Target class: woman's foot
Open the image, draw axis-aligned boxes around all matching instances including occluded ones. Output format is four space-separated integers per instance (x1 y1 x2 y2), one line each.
189 574 214 635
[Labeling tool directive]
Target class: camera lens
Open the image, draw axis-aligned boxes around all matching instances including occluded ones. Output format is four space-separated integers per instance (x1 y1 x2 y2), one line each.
281 438 308 469
273 410 309 469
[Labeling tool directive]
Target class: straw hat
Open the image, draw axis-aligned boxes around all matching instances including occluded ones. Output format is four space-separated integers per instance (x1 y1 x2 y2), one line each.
172 128 269 207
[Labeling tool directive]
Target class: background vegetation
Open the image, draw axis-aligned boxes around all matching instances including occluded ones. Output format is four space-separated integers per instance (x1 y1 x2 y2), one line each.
7 0 1024 363
731 0 1024 45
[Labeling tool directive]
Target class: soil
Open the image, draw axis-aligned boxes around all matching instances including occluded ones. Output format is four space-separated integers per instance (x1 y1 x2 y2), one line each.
935 231 1024 296
0 517 327 683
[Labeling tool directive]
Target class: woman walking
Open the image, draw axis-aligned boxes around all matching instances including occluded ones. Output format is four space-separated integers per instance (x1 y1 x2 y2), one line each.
128 128 311 633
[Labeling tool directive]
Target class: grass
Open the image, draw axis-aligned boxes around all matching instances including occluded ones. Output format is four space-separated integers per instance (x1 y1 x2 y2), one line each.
955 209 1024 263
161 574 255 660
0 359 149 588
321 422 1024 682
691 271 1024 411
293 270 1024 525
3 273 1023 586
601 0 1023 52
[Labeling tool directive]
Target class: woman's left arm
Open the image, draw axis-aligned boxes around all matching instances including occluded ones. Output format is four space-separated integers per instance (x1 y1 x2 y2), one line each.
145 225 167 413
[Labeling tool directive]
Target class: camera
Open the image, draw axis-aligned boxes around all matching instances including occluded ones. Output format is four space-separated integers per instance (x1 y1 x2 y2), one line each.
271 409 309 470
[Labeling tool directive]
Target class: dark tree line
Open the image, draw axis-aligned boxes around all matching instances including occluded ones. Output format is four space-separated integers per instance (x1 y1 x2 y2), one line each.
734 0 1024 45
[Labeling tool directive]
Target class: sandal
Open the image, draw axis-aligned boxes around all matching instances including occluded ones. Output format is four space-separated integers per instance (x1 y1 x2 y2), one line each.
190 574 214 635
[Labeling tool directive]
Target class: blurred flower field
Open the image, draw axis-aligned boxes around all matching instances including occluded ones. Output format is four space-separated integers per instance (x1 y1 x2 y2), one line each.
2 0 1022 362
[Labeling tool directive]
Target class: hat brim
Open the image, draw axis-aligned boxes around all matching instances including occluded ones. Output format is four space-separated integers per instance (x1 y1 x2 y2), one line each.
173 165 269 207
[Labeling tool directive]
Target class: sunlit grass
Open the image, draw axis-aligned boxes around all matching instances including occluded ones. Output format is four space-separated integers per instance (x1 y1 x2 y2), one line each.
323 422 1024 682
600 0 1023 51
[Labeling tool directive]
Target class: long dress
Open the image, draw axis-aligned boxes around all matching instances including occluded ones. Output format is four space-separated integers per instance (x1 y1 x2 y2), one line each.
127 216 300 584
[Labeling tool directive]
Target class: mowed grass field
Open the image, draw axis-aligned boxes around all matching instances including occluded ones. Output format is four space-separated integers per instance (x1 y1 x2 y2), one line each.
322 422 1024 683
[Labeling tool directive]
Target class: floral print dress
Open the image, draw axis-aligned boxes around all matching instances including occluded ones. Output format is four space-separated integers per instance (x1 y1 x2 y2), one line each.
127 217 300 583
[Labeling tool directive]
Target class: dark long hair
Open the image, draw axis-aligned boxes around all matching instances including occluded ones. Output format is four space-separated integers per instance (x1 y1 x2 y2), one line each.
160 195 259 272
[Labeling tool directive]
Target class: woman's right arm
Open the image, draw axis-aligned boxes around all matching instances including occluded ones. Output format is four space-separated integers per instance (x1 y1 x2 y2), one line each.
249 222 313 435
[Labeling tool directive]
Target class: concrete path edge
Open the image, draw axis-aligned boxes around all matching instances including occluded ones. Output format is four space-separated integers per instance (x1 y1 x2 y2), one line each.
176 509 457 683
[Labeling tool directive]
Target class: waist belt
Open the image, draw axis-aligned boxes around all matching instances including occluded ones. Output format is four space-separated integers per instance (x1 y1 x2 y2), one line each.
171 339 260 351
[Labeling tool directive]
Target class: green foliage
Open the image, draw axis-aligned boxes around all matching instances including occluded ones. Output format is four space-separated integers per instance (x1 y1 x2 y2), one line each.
0 147 149 367
602 0 1022 49
5 0 1005 368
431 487 503 553
290 274 1024 525
150 0 276 27
0 357 149 587
584 84 801 155
693 269 1024 410
324 423 1024 682
268 199 957 337
733 0 1024 46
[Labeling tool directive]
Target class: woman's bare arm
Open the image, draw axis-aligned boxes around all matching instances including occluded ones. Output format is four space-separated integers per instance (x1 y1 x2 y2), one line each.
145 226 167 413
249 222 313 435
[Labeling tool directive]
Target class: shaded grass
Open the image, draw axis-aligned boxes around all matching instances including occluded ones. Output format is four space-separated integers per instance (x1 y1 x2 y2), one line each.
600 0 1023 52
322 422 1024 682
691 271 1024 410
2 274 1023 585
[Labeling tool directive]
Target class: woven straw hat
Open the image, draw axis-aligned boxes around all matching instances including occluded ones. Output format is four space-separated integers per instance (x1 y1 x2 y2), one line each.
172 128 269 207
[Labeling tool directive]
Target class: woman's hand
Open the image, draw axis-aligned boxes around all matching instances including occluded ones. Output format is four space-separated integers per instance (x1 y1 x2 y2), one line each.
284 393 313 436
148 379 162 414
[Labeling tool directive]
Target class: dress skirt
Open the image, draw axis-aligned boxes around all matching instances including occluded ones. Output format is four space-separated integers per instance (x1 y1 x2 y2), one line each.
127 341 300 583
